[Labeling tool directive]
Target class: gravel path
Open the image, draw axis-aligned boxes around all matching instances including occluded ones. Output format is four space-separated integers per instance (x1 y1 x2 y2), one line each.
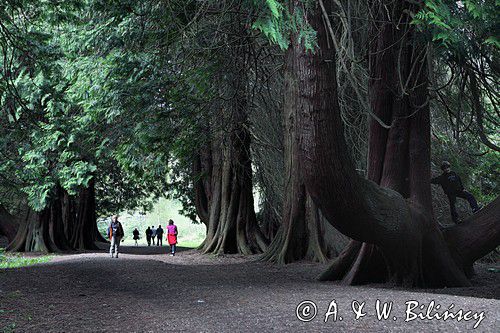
0 245 499 332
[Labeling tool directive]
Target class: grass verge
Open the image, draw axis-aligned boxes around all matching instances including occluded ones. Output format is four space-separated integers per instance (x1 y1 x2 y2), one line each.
0 248 52 269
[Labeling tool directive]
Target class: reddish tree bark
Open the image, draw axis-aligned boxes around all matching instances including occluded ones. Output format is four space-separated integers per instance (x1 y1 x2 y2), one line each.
262 37 347 263
320 0 434 284
292 0 498 287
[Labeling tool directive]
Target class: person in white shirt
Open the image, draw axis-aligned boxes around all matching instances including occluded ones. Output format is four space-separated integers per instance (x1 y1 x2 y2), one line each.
151 225 157 245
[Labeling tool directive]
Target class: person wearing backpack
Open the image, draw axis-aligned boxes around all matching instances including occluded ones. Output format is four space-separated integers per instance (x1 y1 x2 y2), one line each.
156 225 164 246
431 161 481 224
107 215 125 258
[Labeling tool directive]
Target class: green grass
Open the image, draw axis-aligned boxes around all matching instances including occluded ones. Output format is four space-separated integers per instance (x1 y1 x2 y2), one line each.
0 248 52 269
98 198 206 247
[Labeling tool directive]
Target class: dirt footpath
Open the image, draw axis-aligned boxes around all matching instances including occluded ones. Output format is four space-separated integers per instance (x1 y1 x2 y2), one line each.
1 245 499 332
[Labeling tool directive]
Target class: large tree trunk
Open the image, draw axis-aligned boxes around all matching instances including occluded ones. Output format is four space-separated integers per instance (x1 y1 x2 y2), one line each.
7 187 73 252
0 205 19 245
67 180 100 250
200 118 268 255
292 0 498 287
320 0 432 284
196 31 267 255
262 38 347 263
7 182 102 252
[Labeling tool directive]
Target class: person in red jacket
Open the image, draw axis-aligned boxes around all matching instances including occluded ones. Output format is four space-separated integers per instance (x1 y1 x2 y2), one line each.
166 219 178 256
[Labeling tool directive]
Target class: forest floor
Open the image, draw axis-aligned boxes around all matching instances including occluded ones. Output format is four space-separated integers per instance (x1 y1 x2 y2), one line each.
0 244 499 333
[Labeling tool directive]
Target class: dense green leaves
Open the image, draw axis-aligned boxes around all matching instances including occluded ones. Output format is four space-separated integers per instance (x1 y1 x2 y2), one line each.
0 0 498 218
414 0 499 53
414 0 500 203
252 0 317 50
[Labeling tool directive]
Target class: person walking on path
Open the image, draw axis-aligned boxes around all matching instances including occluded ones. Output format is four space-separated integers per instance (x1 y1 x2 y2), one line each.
133 228 140 246
167 219 178 256
431 161 481 224
107 215 124 258
151 225 157 245
156 225 164 246
145 226 152 246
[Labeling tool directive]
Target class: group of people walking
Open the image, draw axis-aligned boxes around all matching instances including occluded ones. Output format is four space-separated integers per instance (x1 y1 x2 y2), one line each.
106 162 478 259
108 216 178 258
140 221 178 253
142 225 164 246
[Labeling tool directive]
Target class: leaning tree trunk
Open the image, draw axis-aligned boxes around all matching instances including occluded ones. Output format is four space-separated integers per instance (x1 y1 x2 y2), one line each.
292 0 498 288
320 0 430 284
7 186 73 252
443 196 500 275
197 30 267 255
262 38 347 264
0 205 19 245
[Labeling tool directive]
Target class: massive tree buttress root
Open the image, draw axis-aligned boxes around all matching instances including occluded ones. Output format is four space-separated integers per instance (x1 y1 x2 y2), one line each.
7 182 102 252
7 187 73 252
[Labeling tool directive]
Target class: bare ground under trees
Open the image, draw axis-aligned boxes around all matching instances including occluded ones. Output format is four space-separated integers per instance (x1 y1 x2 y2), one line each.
0 244 499 332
